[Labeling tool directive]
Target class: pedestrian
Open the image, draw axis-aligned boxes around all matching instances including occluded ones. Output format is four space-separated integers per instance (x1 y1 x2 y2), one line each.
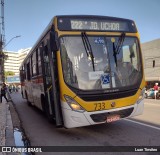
9 84 12 93
0 85 9 103
12 85 16 92
153 83 159 100
2 82 7 90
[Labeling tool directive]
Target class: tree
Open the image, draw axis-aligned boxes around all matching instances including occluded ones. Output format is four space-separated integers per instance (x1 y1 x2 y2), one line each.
4 71 15 77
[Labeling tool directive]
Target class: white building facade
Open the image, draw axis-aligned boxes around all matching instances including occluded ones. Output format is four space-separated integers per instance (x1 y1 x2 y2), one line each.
141 39 160 81
4 48 31 75
141 38 160 87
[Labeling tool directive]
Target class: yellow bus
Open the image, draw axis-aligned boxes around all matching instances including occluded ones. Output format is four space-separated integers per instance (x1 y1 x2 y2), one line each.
20 15 145 128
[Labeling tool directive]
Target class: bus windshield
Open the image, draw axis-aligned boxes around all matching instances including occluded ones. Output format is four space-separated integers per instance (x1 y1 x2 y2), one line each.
60 35 142 90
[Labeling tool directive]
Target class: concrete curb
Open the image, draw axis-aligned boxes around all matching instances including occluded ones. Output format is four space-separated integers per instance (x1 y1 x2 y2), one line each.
6 102 16 146
0 92 17 155
5 101 17 155
0 101 7 155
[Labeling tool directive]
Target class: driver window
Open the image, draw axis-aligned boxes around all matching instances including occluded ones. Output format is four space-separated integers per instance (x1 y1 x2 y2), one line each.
122 43 138 71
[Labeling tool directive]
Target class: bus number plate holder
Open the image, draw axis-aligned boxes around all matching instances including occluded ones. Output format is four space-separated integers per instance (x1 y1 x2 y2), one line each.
106 115 120 123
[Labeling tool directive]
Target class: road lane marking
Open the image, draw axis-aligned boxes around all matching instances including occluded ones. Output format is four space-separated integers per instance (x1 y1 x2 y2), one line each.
124 119 160 131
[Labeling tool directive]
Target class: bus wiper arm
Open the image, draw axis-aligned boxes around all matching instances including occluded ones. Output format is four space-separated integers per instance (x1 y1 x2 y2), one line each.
113 42 118 67
113 32 126 67
81 32 89 58
115 32 126 54
81 32 95 71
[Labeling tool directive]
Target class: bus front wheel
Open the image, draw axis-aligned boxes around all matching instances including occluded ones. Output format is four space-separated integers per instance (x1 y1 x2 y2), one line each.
42 96 54 123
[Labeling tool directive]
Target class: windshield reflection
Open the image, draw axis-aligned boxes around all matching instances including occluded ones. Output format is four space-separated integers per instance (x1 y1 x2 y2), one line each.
60 36 141 90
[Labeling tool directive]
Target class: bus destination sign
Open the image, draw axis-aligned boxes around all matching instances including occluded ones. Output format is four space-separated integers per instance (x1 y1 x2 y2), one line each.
70 20 127 31
57 17 137 32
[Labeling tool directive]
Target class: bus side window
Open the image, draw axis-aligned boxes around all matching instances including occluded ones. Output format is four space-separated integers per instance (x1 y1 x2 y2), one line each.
27 61 31 80
20 73 23 82
38 48 42 75
32 51 37 76
20 67 25 82
43 45 51 85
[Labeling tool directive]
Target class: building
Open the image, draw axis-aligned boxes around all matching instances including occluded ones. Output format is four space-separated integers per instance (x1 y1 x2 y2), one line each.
4 48 31 75
141 38 160 88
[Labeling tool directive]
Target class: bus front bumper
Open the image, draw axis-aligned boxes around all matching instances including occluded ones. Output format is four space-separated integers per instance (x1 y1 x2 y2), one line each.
61 100 144 128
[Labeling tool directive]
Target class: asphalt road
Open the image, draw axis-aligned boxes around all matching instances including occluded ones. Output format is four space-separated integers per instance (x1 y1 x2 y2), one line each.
9 92 160 155
130 98 160 128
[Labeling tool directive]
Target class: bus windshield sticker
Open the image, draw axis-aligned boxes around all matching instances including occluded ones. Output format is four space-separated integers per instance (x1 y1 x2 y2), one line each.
94 38 104 44
101 73 110 88
89 71 104 80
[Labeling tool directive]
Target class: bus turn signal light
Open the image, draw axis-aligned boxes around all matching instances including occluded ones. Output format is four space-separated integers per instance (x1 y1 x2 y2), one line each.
64 95 85 113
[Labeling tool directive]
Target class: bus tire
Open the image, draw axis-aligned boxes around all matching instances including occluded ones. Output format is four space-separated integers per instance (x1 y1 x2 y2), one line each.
42 96 54 123
21 91 24 98
25 91 32 106
41 95 45 113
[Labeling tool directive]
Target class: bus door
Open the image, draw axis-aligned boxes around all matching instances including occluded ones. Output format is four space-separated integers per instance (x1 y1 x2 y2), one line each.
42 43 55 120
42 34 63 127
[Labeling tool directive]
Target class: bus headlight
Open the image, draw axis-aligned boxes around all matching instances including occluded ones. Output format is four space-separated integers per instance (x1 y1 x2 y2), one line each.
64 95 85 113
137 88 145 104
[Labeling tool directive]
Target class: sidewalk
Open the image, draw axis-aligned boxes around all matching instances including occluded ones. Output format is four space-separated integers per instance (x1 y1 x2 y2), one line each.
0 94 16 155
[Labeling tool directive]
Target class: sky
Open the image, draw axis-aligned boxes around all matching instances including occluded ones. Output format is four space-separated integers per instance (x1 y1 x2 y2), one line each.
3 0 160 52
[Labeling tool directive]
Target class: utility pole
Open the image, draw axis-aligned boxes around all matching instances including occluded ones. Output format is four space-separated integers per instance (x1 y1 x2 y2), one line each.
0 0 5 84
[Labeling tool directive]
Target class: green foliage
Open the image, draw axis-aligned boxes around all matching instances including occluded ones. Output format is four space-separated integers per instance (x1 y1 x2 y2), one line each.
4 71 15 77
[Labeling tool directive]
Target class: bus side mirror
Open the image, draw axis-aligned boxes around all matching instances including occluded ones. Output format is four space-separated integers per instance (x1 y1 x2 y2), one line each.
50 31 59 52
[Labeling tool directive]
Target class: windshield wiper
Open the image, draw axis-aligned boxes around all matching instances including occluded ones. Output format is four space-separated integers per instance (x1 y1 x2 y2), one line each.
113 41 118 67
81 32 95 71
113 32 126 67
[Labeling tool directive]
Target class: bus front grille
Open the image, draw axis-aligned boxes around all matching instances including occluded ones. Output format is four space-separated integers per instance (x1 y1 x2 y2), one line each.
90 107 134 123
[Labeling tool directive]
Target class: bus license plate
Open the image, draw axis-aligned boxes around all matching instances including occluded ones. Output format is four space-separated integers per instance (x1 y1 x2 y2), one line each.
106 115 120 123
